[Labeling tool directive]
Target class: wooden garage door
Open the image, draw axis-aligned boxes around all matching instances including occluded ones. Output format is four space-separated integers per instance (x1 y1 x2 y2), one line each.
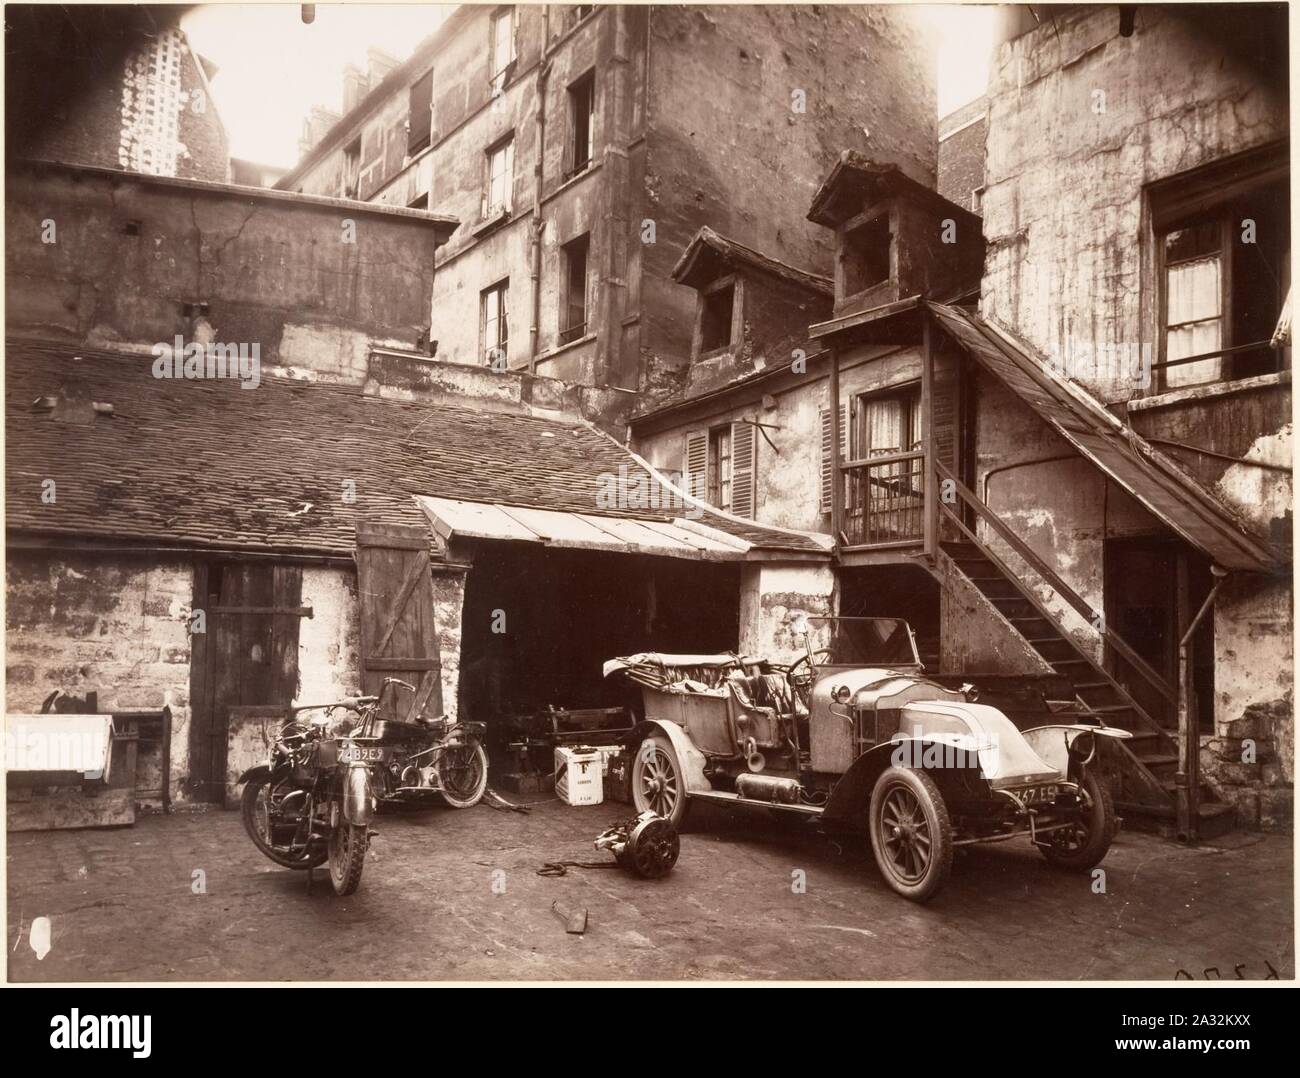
354 523 443 722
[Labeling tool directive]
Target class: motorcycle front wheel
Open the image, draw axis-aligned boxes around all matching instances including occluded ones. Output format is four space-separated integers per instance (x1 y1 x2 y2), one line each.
241 769 326 870
328 822 367 895
437 740 489 809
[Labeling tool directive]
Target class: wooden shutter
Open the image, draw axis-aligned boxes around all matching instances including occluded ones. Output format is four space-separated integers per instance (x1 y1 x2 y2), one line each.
931 358 961 472
820 404 847 514
354 523 443 722
408 69 434 155
730 421 758 518
685 431 708 503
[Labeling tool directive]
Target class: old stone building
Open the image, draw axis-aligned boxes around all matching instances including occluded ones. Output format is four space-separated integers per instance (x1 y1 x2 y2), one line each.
275 4 936 397
937 95 987 215
3 3 1290 840
631 4 1292 834
5 159 831 808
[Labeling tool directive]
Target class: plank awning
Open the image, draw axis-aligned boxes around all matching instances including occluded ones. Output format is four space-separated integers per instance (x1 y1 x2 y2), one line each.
416 496 756 561
929 302 1286 574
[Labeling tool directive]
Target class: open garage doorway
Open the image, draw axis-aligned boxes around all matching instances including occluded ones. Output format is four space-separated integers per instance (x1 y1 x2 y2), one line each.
838 563 941 671
458 542 741 728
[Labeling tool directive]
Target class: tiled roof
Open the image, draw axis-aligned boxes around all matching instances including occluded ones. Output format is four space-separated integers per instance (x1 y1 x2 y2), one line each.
5 339 828 558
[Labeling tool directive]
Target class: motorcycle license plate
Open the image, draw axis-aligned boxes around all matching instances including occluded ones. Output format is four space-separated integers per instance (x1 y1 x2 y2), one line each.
1016 784 1060 805
339 745 387 764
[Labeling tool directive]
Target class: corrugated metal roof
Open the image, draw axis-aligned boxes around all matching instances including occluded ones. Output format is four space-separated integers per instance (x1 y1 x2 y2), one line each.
417 497 748 561
929 303 1285 573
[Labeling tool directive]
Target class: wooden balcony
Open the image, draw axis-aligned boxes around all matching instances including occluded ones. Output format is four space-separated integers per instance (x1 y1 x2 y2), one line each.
841 450 926 548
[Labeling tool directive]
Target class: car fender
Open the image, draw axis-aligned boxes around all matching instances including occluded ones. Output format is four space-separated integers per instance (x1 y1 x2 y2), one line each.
823 736 980 822
1022 724 1132 776
628 719 711 795
342 763 376 825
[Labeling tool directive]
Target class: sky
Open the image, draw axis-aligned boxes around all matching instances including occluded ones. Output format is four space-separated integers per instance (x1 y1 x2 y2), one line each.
182 3 998 169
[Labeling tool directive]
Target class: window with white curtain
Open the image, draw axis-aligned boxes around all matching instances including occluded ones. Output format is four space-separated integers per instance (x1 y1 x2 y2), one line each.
852 385 923 543
1163 220 1224 387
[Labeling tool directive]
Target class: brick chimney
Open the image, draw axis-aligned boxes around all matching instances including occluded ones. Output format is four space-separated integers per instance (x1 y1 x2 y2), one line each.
298 105 341 157
367 47 400 87
342 63 368 113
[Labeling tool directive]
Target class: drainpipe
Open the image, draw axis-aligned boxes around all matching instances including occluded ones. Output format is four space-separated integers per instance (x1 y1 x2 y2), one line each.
1175 564 1226 841
528 5 552 372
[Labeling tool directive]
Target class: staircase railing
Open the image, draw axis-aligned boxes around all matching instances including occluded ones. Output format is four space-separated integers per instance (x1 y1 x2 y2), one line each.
934 460 1177 709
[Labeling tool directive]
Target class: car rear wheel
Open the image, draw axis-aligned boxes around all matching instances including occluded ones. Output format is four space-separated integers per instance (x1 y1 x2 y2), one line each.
631 733 691 828
869 767 953 902
1039 770 1116 872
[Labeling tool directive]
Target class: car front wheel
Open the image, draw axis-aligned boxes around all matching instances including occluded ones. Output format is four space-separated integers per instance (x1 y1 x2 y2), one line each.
631 733 691 828
869 766 953 902
1039 769 1116 872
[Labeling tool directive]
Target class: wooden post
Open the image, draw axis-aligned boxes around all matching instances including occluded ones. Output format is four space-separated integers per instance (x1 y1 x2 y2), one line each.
921 307 936 557
829 344 843 544
1175 550 1191 840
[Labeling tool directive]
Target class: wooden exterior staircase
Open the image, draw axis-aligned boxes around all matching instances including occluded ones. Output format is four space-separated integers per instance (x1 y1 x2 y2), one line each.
934 464 1235 838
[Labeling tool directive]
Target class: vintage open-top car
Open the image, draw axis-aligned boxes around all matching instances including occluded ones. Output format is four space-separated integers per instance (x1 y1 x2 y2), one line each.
606 616 1130 901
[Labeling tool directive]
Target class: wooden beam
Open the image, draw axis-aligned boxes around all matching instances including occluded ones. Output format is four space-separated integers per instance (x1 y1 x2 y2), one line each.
829 344 842 547
922 307 936 558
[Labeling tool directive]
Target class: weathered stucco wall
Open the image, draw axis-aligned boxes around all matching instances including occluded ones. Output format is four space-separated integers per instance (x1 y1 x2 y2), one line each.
981 5 1288 402
296 567 363 704
1202 573 1293 831
635 344 925 537
738 562 836 664
973 367 1164 662
5 162 445 380
636 369 827 535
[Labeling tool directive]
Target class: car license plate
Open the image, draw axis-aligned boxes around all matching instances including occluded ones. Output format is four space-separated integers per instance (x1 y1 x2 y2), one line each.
339 745 386 764
1017 784 1059 805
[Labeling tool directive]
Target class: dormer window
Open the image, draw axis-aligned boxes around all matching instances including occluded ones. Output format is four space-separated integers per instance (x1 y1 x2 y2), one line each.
840 212 892 298
697 276 740 356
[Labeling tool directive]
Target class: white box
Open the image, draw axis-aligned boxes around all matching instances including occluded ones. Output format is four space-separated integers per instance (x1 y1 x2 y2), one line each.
554 747 604 806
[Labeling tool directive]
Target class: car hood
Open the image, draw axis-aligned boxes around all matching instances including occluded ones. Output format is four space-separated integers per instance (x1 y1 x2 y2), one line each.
897 700 1061 787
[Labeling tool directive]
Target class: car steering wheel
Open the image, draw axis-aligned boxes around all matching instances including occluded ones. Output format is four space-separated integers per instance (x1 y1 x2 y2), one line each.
785 649 833 709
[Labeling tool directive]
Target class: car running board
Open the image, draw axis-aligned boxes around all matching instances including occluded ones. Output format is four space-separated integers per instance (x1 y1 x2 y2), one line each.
690 789 825 816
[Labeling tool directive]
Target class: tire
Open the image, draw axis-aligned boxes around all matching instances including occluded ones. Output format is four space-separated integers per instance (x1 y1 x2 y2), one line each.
869 767 953 902
241 769 326 870
631 733 691 828
437 740 489 809
1040 769 1116 872
328 822 367 896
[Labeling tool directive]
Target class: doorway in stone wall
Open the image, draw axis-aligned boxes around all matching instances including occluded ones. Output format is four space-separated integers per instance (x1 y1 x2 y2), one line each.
186 561 307 803
1103 538 1214 732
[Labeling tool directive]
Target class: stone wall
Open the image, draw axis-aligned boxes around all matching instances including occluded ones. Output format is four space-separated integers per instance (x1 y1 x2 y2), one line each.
5 162 447 380
1202 573 1294 831
640 3 936 386
5 552 194 800
3 553 428 807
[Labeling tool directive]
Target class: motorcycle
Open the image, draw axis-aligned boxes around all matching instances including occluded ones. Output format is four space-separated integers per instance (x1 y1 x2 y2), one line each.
238 678 489 895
